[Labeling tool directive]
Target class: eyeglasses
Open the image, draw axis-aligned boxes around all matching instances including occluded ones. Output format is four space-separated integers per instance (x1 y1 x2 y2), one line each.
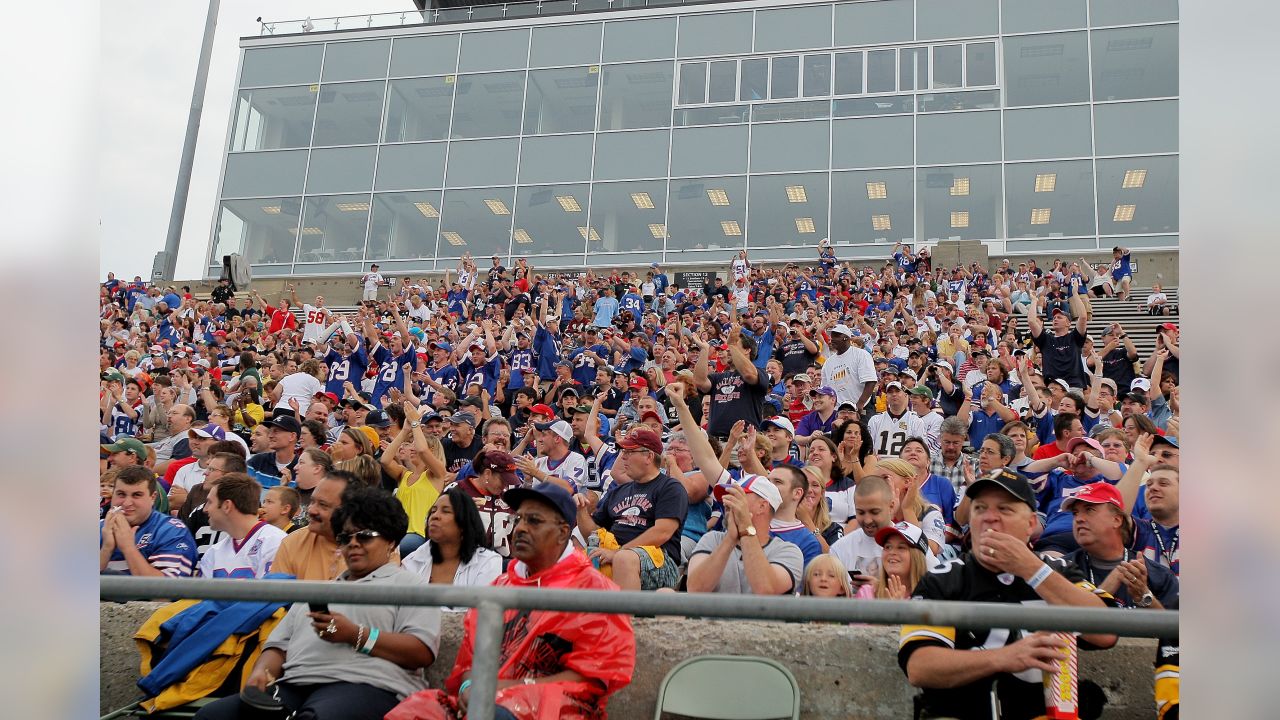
336 529 384 546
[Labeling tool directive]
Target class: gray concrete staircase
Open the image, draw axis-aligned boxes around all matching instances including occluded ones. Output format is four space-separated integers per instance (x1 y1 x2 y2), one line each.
1081 287 1178 359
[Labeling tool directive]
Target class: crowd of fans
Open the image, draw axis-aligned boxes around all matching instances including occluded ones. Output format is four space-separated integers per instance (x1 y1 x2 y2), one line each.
99 240 1179 720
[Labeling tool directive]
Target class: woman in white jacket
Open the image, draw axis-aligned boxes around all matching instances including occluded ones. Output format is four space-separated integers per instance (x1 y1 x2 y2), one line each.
402 487 501 606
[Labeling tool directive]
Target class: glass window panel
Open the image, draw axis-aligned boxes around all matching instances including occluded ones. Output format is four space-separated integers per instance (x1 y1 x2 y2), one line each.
1092 25 1178 101
831 115 913 169
917 89 999 112
750 120 830 172
322 40 391 83
445 138 519 187
867 50 896 93
230 86 317 151
367 190 442 261
603 18 676 62
1090 0 1178 26
390 35 459 77
1097 234 1177 251
1094 100 1177 155
933 45 962 89
755 6 832 52
530 23 602 67
383 77 453 142
834 52 863 95
1005 160 1096 238
450 71 525 138
666 176 747 251
459 29 530 73
312 81 386 146
1002 0 1087 33
1004 106 1093 160
296 194 372 263
306 146 376 194
599 62 674 130
916 111 1000 164
917 0 998 40
1006 238 1099 253
678 62 707 105
523 67 599 134
830 169 914 245
674 105 749 126
678 11 753 57
518 135 594 184
803 53 834 96
740 58 769 101
594 130 670 181
899 48 927 91
1096 155 1177 235
771 56 800 99
708 61 737 102
835 0 913 46
511 184 592 256
750 100 829 122
1003 32 1090 106
746 173 829 248
241 45 322 88
966 42 997 87
375 142 446 190
833 95 914 117
438 187 516 259
217 197 302 264
671 125 748 176
589 180 668 253
917 164 1002 241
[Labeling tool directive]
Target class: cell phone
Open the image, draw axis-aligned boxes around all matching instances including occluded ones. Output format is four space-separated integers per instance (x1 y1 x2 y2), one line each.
309 602 329 614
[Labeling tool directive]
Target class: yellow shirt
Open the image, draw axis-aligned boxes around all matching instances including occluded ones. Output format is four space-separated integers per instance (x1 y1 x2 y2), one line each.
397 470 441 537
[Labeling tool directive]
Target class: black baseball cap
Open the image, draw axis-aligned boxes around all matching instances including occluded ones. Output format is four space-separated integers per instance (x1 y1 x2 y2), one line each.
364 410 391 428
965 468 1037 510
503 482 577 529
263 415 302 435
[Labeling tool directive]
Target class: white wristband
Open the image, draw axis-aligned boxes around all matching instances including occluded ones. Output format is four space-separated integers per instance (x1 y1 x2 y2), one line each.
1026 562 1053 590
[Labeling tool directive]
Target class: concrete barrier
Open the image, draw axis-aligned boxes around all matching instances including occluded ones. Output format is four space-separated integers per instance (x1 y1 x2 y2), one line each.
102 602 1157 719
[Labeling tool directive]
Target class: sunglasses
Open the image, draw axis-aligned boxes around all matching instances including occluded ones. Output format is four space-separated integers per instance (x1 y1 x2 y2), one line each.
336 529 384 546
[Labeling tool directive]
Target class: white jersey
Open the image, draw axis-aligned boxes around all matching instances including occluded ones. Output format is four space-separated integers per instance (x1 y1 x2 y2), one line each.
276 371 323 414
197 521 286 579
917 411 944 456
362 272 385 292
300 304 333 344
867 409 929 458
731 257 750 280
534 451 590 494
820 347 878 409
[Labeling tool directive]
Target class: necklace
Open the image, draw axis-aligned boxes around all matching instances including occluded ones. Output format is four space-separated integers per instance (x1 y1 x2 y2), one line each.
1150 520 1179 568
1085 549 1128 587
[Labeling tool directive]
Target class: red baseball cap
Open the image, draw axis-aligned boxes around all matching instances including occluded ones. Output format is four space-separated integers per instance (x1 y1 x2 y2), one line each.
1065 436 1103 454
629 377 649 390
529 403 555 419
313 391 340 406
617 427 663 455
1059 481 1123 512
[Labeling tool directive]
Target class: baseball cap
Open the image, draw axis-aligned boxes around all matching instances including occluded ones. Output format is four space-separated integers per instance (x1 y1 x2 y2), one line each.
534 419 573 443
809 386 837 398
884 381 905 392
1159 322 1178 333
1098 378 1117 395
102 368 125 383
791 373 812 383
1059 482 1124 513
448 412 477 427
830 324 855 337
430 340 453 353
907 385 934 400
1051 378 1071 393
529 403 556 418
874 521 929 554
569 404 594 415
365 410 392 429
901 368 918 381
761 417 795 435
629 377 649 391
101 437 147 461
931 359 954 374
1150 434 1179 449
474 450 520 487
617 426 664 455
1129 377 1152 393
837 400 857 411
1051 307 1068 318
188 423 227 441
458 396 484 409
503 482 577 529
313 391 340 406
1065 436 1103 454
880 365 900 376
1123 390 1150 405
964 468 1038 510
638 410 664 425
711 473 782 512
263 416 302 435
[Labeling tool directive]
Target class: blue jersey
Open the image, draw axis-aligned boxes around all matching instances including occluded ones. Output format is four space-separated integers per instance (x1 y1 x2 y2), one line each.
457 355 502 396
568 344 609 386
894 251 917 275
323 344 370 397
506 348 535 388
620 292 645 318
100 510 197 577
653 273 669 295
371 345 418 406
819 248 836 271
1030 469 1119 538
795 278 817 302
125 287 148 312
592 296 619 327
533 325 562 380
1132 518 1179 577
1110 251 1132 281
423 363 461 408
447 289 468 317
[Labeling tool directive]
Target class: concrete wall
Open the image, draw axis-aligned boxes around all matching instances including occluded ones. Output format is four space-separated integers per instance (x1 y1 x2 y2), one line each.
102 601 1158 719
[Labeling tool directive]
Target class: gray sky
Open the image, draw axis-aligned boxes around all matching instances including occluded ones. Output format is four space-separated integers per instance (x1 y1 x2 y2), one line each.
100 0 406 282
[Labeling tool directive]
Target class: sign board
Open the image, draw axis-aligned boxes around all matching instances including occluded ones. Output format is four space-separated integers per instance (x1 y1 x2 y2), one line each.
676 271 716 292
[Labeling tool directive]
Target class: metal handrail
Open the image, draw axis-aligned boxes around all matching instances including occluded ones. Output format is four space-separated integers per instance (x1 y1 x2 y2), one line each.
101 576 1177 720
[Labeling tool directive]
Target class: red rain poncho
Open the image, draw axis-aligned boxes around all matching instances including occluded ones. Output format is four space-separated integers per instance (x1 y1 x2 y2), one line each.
386 549 635 720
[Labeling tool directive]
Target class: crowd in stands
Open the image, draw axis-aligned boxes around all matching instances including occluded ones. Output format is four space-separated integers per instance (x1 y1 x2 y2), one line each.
99 240 1179 720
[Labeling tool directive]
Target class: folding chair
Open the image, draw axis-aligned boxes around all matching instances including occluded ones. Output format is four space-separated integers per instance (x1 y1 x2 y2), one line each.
653 654 800 720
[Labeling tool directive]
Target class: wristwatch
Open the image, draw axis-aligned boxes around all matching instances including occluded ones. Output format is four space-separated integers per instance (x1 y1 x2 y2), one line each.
1136 591 1155 608
410 421 421 428
743 525 757 538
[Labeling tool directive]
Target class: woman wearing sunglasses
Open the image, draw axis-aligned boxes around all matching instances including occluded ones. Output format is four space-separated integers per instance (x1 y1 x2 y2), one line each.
195 487 440 720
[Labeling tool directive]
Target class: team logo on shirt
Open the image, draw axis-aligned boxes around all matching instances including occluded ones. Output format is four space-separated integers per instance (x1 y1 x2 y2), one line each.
137 533 153 549
248 538 263 557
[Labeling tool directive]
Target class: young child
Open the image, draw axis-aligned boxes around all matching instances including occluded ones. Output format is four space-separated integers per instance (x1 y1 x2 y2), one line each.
258 486 300 533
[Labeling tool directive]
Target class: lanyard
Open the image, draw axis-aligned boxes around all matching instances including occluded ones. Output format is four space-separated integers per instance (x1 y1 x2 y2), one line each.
1086 550 1128 587
1151 521 1179 568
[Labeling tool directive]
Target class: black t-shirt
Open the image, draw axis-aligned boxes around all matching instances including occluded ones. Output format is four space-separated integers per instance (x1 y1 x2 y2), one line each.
591 472 689 561
1032 327 1087 389
706 369 769 438
929 381 966 418
900 552 1117 720
443 435 485 474
774 336 818 378
1100 347 1138 393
